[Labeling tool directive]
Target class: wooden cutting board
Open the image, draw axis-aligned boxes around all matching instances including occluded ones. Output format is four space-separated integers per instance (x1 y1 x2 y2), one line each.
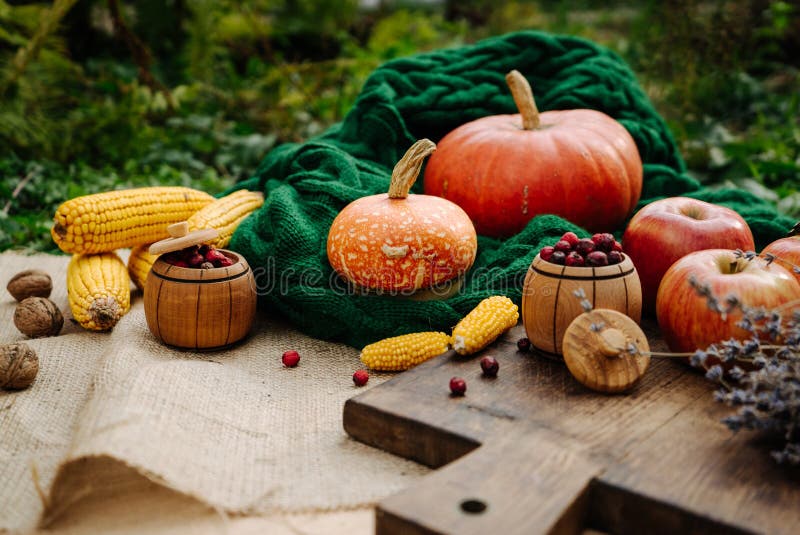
343 322 800 534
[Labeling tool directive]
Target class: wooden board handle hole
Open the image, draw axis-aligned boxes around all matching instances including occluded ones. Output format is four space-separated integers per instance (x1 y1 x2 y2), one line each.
460 499 488 515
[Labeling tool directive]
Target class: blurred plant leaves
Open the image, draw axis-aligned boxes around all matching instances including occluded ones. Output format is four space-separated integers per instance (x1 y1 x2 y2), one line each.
0 0 797 252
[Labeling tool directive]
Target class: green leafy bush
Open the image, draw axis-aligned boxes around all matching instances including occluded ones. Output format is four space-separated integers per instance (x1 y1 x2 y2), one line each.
1 0 797 252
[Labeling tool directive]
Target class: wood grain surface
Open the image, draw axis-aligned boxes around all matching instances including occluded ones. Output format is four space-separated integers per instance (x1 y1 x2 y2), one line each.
343 322 800 535
143 254 257 349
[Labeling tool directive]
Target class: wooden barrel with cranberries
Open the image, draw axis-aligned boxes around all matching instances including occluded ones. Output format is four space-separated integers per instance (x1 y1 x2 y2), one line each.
144 250 257 350
522 252 642 358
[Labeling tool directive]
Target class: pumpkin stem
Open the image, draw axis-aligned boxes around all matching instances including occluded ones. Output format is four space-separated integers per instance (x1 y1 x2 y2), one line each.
505 70 540 130
388 139 437 199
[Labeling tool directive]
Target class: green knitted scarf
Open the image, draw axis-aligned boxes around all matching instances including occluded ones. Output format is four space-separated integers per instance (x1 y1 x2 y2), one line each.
229 31 793 349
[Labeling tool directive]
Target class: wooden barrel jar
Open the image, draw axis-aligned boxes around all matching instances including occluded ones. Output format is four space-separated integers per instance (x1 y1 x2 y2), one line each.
522 253 642 358
144 250 257 350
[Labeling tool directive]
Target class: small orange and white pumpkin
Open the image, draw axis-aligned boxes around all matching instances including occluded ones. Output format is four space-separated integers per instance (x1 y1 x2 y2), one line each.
327 139 478 293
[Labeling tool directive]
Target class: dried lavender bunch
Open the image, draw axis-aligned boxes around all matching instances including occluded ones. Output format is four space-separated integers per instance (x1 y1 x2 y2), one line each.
689 250 800 465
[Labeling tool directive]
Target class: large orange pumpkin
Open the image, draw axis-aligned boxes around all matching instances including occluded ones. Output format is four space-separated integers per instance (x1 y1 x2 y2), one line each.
424 70 643 238
327 139 477 294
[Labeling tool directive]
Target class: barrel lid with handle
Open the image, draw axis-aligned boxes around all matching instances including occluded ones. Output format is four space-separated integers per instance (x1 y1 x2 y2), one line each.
148 222 219 256
561 308 650 393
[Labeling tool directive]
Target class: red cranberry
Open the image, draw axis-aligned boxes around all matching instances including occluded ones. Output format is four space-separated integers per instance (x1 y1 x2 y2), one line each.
282 350 300 367
560 232 579 248
517 337 531 352
215 256 234 268
591 233 616 252
607 251 624 264
187 252 205 268
198 244 210 256
480 356 499 377
587 251 609 266
539 246 555 262
205 248 227 264
612 241 623 252
565 251 585 267
554 240 573 253
549 251 566 265
575 238 595 256
181 245 199 259
163 251 182 264
173 260 189 268
449 377 467 396
353 369 369 386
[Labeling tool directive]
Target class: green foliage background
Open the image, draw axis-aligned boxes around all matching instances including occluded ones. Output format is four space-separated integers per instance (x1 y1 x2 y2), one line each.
1 0 799 252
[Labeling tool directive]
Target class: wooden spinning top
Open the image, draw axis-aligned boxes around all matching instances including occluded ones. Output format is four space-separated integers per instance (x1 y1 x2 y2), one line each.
562 309 650 393
148 222 218 256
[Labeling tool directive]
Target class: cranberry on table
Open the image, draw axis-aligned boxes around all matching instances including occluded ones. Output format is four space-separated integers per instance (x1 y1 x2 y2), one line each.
353 369 369 386
449 376 467 396
282 350 301 367
480 356 499 377
517 337 531 352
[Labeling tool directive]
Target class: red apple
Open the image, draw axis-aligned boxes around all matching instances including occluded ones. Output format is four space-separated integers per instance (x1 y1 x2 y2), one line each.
762 236 800 285
623 197 755 314
656 249 800 355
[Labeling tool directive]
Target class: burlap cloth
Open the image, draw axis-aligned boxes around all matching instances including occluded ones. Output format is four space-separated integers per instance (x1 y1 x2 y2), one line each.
0 252 429 534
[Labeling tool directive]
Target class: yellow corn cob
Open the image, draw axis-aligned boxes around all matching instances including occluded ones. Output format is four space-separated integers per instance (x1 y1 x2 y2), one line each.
52 187 215 254
67 252 131 331
127 244 159 291
360 332 451 371
452 296 519 355
186 189 264 248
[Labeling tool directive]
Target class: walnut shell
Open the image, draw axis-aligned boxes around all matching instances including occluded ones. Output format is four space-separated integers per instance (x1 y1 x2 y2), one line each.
14 297 63 338
0 343 39 389
6 270 52 301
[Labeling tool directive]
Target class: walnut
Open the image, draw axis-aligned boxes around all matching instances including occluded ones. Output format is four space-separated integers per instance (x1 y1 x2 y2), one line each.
13 297 63 338
0 343 39 389
6 270 52 301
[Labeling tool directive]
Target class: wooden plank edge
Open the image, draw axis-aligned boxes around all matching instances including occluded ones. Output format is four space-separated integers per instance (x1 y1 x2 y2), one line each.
589 479 756 535
343 397 481 468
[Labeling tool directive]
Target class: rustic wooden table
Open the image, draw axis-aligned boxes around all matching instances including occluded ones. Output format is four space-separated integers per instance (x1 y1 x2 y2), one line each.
345 321 800 534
